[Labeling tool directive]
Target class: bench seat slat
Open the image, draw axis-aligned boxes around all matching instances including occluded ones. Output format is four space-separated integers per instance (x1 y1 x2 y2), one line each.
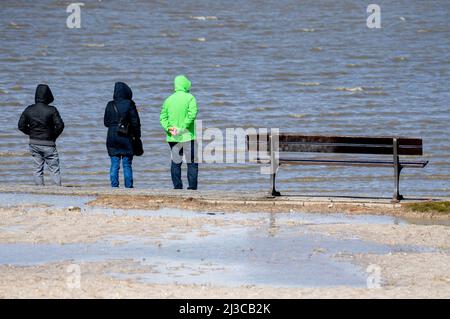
247 134 423 146
247 135 424 155
277 158 428 168
277 135 423 146
277 144 423 155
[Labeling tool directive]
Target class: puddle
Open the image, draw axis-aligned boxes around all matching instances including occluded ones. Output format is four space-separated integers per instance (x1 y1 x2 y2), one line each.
0 192 94 208
0 223 434 288
0 192 447 288
116 226 433 288
87 206 407 225
0 225 24 233
1 192 448 226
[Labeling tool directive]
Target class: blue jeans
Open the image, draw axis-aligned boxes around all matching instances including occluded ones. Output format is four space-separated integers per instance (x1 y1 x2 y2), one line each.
110 155 133 188
169 141 198 190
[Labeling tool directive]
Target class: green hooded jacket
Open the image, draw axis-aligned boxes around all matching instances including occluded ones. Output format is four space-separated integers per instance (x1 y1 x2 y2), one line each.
160 75 198 143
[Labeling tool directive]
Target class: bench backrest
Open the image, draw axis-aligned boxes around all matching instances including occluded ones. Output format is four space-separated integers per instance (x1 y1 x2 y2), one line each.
246 134 423 155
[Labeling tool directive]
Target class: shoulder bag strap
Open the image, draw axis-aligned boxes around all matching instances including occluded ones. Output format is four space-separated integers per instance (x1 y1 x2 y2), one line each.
112 101 123 123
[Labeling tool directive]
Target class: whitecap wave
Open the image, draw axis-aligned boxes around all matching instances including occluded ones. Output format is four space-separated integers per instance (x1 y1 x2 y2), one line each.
336 87 364 92
190 16 218 21
393 56 408 62
81 43 105 48
296 28 315 32
296 82 320 86
8 22 25 29
289 113 307 119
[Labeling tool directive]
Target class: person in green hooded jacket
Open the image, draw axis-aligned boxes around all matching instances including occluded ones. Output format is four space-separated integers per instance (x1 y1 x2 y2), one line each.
160 75 198 190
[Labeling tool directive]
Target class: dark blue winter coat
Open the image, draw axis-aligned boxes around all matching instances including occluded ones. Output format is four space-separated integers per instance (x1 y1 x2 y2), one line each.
104 82 141 157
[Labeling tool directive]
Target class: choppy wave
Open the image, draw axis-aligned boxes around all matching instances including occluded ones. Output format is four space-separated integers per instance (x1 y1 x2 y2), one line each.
345 55 378 60
111 23 140 30
393 56 408 62
1 85 24 94
288 114 307 119
35 50 47 57
0 57 30 62
253 107 271 112
190 16 218 21
81 43 105 48
335 87 364 92
8 22 26 29
320 71 348 77
160 32 180 38
0 0 448 196
366 91 388 96
0 101 22 107
0 151 29 158
211 101 233 107
296 82 320 87
295 28 316 32
346 63 364 68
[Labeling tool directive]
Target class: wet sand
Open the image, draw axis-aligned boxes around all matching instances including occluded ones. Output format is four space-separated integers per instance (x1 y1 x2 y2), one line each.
0 186 449 298
0 184 448 219
88 193 450 220
1 254 449 299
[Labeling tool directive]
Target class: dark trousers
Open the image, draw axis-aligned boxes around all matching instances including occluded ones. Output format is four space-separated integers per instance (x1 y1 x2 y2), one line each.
168 140 198 190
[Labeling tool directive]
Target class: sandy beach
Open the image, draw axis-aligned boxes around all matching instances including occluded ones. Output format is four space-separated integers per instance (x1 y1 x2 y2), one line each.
0 186 449 298
1 253 449 299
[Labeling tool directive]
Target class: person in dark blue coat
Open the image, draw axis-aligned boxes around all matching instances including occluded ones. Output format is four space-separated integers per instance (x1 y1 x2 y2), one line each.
104 82 141 188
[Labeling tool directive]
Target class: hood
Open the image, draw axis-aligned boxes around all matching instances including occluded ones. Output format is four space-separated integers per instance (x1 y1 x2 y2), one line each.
174 75 191 92
35 84 54 104
113 82 133 100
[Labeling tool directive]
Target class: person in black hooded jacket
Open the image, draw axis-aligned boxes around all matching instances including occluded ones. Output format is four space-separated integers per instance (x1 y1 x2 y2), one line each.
104 82 141 188
18 84 65 186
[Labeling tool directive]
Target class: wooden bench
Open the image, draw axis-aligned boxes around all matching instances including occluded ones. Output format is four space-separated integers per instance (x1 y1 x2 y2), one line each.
246 133 428 201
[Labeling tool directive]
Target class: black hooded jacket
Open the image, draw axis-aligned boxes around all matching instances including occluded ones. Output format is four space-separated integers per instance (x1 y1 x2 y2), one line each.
18 84 65 146
104 82 141 157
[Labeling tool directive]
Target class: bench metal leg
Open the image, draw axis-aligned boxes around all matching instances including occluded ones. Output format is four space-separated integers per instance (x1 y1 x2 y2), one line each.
269 134 281 197
393 166 404 202
392 138 403 202
270 172 281 197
